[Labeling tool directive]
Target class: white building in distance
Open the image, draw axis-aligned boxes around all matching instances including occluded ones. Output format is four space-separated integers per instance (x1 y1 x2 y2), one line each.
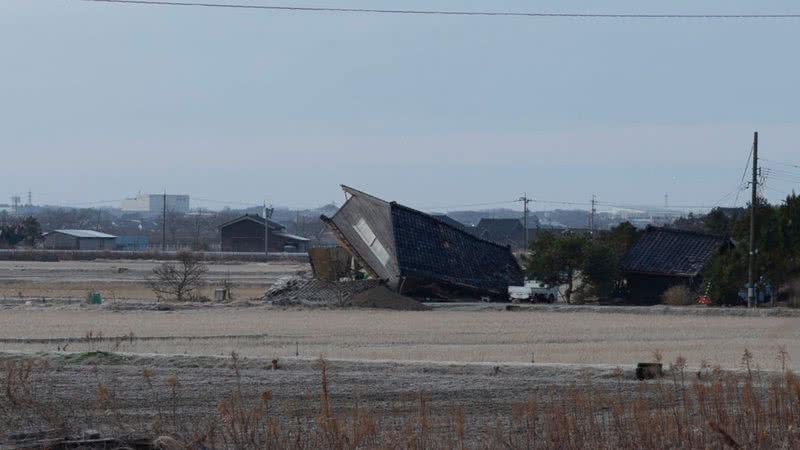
121 193 190 214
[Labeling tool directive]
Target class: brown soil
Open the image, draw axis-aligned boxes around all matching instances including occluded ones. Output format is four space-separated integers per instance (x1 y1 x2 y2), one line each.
347 285 430 311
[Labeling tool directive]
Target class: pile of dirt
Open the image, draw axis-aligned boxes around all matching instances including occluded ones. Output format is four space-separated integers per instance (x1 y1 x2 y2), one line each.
265 276 428 310
265 276 381 307
346 286 430 311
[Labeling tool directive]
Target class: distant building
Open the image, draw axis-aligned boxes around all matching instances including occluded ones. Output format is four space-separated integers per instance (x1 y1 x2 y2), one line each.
149 194 190 214
219 214 310 253
115 235 149 251
120 193 191 214
120 192 150 212
474 218 529 249
431 214 468 232
42 230 117 250
620 226 731 304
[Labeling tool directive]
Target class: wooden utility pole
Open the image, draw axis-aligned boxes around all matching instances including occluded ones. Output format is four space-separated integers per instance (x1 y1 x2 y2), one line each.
263 201 274 260
589 195 597 235
519 194 532 250
264 201 269 259
748 131 758 308
161 191 167 251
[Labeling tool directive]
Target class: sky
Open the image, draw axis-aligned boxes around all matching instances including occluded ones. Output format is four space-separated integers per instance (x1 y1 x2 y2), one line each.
2 0 800 212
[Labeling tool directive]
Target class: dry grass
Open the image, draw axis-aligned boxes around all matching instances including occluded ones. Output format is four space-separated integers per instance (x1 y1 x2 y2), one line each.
0 309 798 370
0 260 306 300
662 285 694 306
3 352 800 449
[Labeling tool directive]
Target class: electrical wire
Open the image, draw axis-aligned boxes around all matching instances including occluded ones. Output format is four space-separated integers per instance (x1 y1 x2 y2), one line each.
419 200 520 210
80 0 800 19
733 144 754 207
761 158 800 170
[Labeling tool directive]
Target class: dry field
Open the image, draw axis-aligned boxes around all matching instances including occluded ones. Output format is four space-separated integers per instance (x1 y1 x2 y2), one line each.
0 307 797 370
3 259 800 448
0 259 307 301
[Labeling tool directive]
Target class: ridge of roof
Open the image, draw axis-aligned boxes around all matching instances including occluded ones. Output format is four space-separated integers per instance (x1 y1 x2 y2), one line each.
48 229 117 239
341 185 390 205
390 202 514 251
217 214 283 230
645 225 726 241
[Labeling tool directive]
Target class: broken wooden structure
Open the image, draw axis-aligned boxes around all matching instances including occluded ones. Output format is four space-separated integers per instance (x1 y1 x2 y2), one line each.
321 186 523 300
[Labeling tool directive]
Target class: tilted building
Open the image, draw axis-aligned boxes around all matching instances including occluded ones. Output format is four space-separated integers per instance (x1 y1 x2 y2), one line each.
321 186 523 299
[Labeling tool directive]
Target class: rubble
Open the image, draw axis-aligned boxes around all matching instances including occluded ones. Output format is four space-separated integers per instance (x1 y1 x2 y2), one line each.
265 275 429 310
265 275 381 307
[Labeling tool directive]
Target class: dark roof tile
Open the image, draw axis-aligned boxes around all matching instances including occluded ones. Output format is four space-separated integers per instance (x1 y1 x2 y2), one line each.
620 227 726 277
392 205 523 293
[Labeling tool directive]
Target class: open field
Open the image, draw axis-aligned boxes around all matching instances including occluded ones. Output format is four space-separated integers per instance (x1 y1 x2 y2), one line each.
0 307 798 370
0 259 307 301
3 259 800 447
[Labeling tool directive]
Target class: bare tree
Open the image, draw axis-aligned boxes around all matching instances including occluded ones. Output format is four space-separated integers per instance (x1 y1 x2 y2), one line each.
147 251 208 302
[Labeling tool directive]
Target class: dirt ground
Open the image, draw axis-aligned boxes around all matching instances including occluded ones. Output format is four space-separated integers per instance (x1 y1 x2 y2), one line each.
0 259 307 301
2 259 799 446
0 306 797 370
0 351 675 444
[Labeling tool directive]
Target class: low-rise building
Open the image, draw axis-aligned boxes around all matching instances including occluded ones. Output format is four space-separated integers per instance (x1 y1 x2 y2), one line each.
620 226 731 304
42 230 117 250
219 214 310 253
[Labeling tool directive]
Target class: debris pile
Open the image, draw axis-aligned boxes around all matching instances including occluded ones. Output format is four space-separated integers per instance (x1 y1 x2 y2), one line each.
265 276 381 307
346 285 430 311
265 276 429 310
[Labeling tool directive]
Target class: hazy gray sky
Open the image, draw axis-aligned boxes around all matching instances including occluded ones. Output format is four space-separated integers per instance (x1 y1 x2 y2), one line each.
2 0 800 211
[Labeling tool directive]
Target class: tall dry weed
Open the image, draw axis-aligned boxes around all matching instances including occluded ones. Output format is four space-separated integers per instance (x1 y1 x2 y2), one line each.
3 349 800 449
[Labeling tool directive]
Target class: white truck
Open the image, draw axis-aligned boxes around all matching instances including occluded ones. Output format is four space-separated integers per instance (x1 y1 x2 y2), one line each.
508 279 560 303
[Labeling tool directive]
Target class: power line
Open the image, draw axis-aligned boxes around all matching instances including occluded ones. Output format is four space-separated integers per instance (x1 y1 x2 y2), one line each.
420 200 519 210
733 144 754 207
193 197 259 206
80 1 800 19
761 158 800 170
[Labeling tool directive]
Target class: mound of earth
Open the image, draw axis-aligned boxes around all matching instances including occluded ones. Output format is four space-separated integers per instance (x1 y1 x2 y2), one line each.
346 286 430 311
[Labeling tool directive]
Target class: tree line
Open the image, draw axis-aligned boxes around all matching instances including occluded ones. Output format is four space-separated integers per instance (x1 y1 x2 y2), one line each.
0 217 41 248
523 193 800 306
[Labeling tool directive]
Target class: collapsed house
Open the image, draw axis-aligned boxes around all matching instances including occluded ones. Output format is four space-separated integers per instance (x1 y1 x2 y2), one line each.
320 186 524 299
620 226 731 304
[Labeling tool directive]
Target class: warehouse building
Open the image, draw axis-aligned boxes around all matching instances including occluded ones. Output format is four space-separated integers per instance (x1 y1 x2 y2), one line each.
219 214 310 253
42 230 117 250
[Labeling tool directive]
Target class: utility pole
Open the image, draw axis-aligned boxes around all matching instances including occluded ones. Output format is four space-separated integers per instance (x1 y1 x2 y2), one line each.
589 195 597 235
27 189 32 207
263 201 273 260
519 194 532 250
664 193 669 208
161 191 167 252
747 131 758 308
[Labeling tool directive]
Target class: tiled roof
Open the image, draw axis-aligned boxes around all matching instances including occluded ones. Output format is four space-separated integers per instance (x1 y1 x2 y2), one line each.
392 204 524 293
218 214 284 231
431 214 468 231
620 227 726 277
322 186 524 297
476 218 524 236
475 218 527 248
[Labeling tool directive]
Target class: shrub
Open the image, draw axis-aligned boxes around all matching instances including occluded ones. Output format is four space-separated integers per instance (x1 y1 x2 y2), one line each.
661 285 694 306
146 251 207 302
